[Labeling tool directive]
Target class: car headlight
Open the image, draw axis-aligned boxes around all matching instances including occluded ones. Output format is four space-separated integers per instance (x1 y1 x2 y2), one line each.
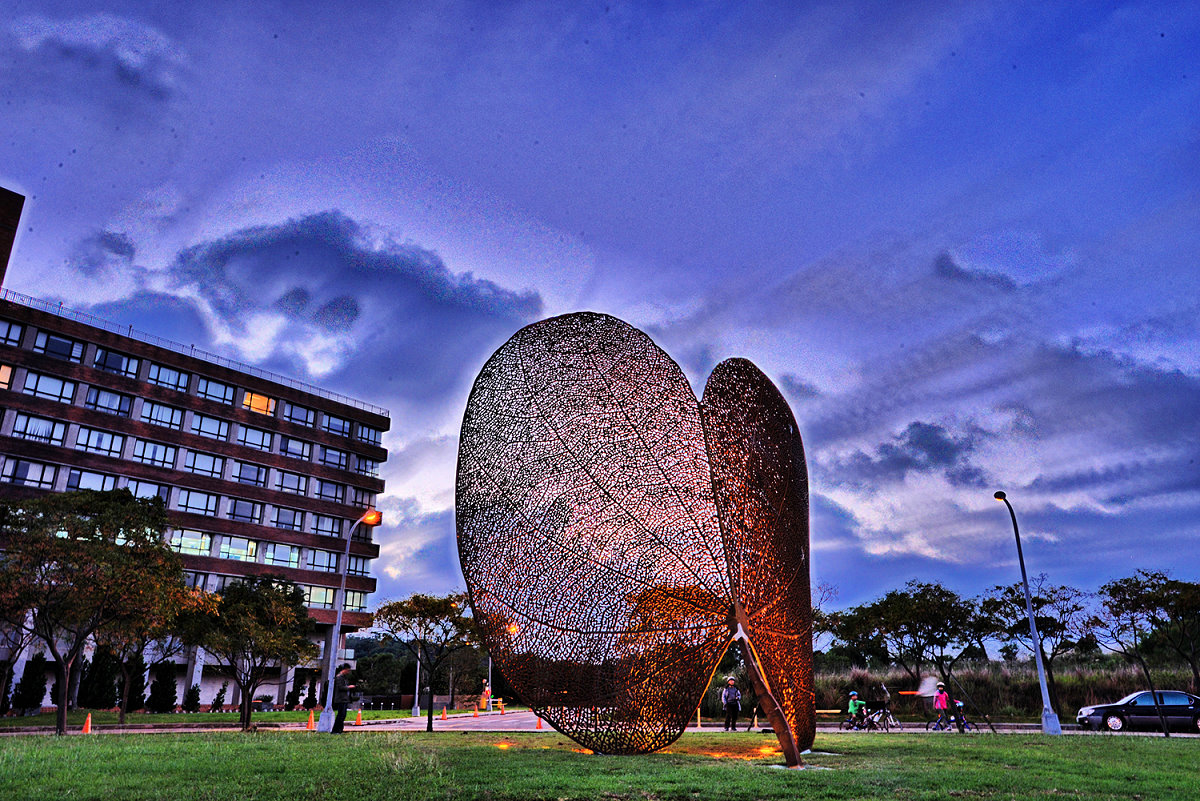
1078 706 1095 716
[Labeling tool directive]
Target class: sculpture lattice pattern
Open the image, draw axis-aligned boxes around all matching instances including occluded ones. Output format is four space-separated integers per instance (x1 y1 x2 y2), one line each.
456 312 813 764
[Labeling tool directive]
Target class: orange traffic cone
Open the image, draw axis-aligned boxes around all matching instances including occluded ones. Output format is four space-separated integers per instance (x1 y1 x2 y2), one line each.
499 701 505 715
82 713 93 734
306 710 315 731
473 704 479 718
354 709 363 726
441 706 448 720
536 716 543 730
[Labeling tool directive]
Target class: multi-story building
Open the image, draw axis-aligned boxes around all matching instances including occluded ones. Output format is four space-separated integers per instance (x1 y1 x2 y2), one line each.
0 287 389 708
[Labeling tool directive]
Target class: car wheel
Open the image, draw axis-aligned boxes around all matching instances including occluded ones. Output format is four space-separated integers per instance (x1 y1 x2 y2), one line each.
1104 714 1125 732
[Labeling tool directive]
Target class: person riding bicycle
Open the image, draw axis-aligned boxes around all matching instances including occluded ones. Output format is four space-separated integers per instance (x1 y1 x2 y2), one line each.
847 690 867 728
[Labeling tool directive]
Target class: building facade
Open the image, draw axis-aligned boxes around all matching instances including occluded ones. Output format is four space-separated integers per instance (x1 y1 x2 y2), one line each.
0 288 388 709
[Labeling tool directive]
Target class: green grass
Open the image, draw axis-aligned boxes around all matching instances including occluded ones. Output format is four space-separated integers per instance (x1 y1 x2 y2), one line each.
0 730 1196 800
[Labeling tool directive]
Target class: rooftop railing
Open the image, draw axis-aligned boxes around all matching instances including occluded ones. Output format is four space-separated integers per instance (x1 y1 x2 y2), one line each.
0 287 389 418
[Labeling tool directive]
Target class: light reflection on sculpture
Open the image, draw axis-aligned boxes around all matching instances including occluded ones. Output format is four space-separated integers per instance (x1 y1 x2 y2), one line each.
456 312 813 766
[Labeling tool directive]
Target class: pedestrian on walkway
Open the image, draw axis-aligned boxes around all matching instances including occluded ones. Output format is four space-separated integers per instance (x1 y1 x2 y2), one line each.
331 664 356 734
721 677 741 732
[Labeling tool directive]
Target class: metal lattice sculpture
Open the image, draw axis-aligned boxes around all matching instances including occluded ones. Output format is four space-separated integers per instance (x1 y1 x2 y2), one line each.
456 312 814 766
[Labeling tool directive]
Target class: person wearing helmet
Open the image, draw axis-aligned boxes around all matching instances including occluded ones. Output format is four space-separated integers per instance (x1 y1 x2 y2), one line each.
933 681 951 728
721 677 742 732
847 690 867 728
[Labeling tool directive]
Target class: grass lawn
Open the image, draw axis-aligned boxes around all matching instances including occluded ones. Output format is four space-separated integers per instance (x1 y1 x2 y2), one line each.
0 730 1196 800
0 708 499 729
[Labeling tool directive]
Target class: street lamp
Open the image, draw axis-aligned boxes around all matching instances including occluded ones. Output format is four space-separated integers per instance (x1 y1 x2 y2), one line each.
316 507 382 733
994 490 1061 735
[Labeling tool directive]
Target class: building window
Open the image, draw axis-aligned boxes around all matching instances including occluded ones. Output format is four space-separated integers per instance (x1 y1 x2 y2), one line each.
345 591 367 612
92 348 140 378
227 498 262 523
1 459 57 488
356 425 382 446
140 400 182 429
75 426 125 458
33 331 85 363
351 523 373 543
185 451 225 478
354 457 381 477
237 426 272 452
304 586 336 609
23 371 76 404
182 571 208 590
279 437 311 461
197 377 235 404
312 515 343 537
273 507 305 531
350 487 376 507
190 413 229 441
263 543 300 568
315 480 345 503
308 550 338 572
232 461 267 487
276 471 308 495
0 320 24 346
132 439 177 468
347 555 369 577
169 529 213 557
219 536 258 562
242 391 276 416
67 469 118 491
321 414 351 437
11 412 68 445
126 479 169 502
178 489 219 516
318 446 348 470
148 363 190 392
281 402 314 427
0 364 11 389
85 387 133 417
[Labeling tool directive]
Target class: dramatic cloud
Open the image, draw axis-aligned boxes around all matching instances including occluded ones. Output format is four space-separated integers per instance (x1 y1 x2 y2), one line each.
828 420 988 490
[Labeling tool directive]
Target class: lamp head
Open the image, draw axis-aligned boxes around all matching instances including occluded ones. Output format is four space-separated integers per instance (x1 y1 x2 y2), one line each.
993 491 1006 501
361 508 383 526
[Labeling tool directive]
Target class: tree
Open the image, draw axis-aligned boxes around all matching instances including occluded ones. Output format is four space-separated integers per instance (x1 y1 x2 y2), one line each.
1088 572 1172 736
77 647 120 710
182 575 317 730
1140 574 1200 692
980 575 1088 714
0 490 181 735
374 592 474 732
145 662 178 713
181 683 202 713
839 581 978 683
10 651 49 713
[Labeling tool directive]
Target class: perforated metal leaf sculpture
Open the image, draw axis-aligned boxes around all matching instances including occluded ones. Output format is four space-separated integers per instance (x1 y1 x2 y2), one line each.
457 312 813 765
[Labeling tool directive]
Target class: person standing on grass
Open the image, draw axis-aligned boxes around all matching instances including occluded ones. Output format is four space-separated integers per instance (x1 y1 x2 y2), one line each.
721 677 741 732
331 664 356 734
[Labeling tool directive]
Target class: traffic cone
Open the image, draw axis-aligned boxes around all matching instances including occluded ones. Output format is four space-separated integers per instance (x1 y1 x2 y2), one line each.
354 710 363 726
536 716 543 730
82 713 93 735
473 704 479 718
442 706 448 720
499 701 505 715
306 710 315 731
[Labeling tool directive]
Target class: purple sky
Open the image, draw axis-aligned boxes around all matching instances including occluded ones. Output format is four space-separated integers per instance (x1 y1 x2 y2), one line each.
2 1 1197 609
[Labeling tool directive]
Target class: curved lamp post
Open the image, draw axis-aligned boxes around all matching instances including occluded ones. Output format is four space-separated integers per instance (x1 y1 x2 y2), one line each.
317 508 382 733
994 491 1061 735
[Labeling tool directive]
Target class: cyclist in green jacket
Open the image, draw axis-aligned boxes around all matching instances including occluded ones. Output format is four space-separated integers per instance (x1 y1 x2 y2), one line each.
847 690 867 728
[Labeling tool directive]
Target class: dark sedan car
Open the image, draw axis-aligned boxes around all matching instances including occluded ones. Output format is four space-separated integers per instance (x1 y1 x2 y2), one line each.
1077 690 1200 732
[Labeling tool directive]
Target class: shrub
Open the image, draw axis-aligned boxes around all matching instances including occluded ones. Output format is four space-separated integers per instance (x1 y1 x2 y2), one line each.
181 683 202 713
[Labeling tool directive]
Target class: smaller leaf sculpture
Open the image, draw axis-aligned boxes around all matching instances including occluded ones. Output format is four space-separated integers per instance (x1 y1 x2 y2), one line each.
457 312 813 766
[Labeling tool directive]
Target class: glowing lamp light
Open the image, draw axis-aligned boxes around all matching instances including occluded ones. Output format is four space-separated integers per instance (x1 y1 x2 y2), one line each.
506 623 520 635
361 509 383 526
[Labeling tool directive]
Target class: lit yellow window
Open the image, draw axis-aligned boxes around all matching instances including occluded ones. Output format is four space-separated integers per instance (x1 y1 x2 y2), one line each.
0 364 11 390
242 391 276 416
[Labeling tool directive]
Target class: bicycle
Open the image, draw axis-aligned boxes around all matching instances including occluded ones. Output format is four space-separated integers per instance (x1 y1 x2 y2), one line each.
925 701 974 732
866 683 903 731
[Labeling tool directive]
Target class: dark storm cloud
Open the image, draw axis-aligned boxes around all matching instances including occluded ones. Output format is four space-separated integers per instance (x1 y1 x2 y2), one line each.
6 14 186 104
164 210 542 417
88 289 211 346
932 251 1017 291
829 421 988 489
779 374 821 402
69 230 137 276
